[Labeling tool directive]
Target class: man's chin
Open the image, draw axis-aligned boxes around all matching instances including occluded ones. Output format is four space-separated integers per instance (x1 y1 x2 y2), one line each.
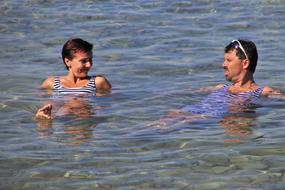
224 75 231 81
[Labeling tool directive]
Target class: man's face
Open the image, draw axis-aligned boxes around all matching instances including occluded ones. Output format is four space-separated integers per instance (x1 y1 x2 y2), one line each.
223 50 244 82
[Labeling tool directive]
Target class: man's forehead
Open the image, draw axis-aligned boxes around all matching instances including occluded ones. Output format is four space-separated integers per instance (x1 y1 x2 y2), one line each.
224 50 237 57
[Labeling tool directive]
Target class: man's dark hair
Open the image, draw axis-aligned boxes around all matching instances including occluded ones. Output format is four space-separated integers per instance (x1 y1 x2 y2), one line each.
225 39 258 74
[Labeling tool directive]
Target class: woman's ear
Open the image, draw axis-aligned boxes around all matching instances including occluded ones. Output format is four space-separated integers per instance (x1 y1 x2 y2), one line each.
64 58 71 68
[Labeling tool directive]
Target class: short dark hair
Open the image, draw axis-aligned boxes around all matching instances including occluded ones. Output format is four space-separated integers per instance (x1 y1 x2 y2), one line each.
225 39 258 74
62 38 93 70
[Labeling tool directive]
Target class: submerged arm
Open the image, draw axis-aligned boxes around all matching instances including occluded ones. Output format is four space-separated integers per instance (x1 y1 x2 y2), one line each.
194 83 225 94
35 76 58 119
262 86 285 100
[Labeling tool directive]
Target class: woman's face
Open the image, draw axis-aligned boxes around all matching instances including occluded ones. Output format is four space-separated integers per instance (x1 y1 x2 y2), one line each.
223 50 244 82
65 51 93 78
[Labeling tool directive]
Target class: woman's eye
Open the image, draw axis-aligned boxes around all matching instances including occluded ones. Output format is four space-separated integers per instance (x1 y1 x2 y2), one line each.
81 59 88 64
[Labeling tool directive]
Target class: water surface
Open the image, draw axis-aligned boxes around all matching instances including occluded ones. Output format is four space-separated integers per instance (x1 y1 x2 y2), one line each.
1 0 285 189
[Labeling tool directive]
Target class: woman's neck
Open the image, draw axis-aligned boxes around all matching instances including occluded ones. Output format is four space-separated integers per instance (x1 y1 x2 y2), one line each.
61 74 89 88
65 73 88 84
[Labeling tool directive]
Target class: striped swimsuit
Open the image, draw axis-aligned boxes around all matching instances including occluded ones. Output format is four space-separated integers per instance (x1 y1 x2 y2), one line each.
53 76 96 95
182 84 264 117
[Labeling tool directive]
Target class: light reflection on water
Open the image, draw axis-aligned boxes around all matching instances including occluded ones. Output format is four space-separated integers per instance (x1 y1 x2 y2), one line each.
1 0 285 189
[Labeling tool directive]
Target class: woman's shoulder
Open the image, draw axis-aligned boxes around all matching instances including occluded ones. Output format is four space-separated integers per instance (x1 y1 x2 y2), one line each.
94 75 112 90
41 76 56 89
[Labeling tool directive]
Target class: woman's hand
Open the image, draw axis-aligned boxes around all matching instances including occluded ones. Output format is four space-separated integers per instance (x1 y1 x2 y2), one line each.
36 104 53 119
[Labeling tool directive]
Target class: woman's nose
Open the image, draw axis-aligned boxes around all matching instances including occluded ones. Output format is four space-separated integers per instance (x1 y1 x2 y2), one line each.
85 61 92 68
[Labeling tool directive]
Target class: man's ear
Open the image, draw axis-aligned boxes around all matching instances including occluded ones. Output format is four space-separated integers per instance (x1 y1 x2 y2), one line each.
242 59 250 70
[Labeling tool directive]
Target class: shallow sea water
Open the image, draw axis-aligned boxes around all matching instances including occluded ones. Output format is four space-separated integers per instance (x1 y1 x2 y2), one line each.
1 0 285 189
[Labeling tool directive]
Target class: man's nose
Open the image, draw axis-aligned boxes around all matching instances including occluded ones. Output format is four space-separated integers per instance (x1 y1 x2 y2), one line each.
222 61 227 68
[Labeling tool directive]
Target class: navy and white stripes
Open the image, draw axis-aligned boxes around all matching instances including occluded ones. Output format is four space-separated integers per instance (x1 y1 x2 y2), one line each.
182 84 264 117
53 76 96 95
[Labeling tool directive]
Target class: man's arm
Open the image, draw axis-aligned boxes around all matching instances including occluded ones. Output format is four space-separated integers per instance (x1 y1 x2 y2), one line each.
194 83 225 94
262 86 285 99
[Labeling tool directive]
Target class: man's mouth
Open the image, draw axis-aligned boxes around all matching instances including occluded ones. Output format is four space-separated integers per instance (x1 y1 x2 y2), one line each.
224 70 229 77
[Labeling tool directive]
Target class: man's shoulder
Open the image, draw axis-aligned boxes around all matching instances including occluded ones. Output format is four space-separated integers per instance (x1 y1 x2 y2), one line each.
261 85 281 96
215 83 226 89
195 83 225 93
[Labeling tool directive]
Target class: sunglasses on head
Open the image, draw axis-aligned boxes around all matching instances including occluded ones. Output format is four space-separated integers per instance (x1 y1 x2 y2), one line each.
232 40 248 60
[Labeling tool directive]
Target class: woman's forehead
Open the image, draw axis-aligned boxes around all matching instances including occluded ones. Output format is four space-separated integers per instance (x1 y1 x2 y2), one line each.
74 51 92 58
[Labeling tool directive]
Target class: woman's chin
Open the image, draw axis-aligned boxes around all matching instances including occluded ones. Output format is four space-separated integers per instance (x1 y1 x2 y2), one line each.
77 73 88 78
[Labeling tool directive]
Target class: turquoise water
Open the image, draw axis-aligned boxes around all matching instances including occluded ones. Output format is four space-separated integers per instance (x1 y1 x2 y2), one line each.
1 0 285 189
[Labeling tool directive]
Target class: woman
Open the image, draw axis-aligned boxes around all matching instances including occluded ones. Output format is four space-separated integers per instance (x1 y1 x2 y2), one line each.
36 38 111 119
